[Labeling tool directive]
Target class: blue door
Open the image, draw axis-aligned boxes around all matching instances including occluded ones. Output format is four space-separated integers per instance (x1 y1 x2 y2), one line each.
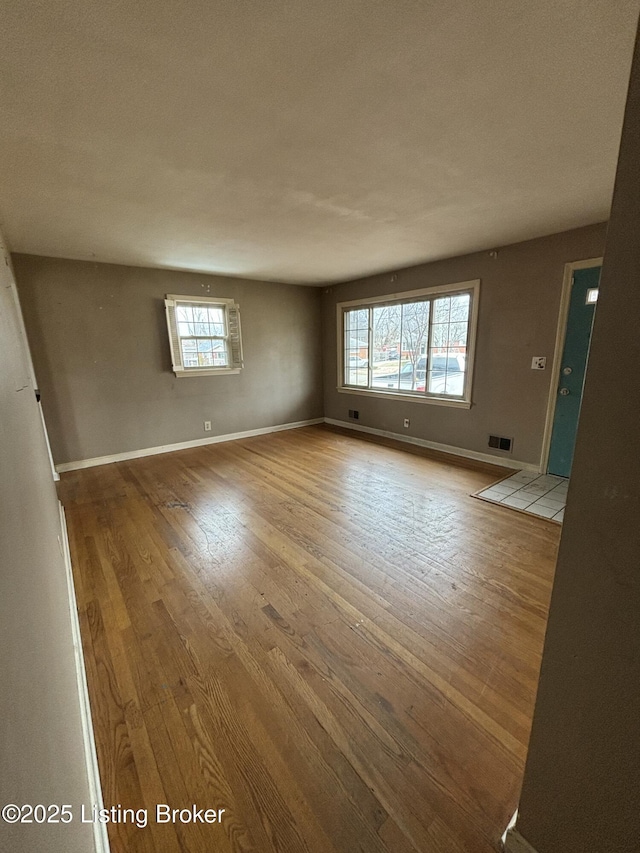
548 266 601 478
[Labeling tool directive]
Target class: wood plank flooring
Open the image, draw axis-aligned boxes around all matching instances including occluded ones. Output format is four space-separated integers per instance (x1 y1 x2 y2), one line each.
59 424 559 853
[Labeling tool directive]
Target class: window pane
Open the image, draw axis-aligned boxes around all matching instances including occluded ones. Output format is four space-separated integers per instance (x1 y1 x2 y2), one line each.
431 322 451 349
346 334 369 353
181 336 229 369
207 307 225 325
176 306 193 323
451 293 470 319
345 308 368 331
192 305 209 323
194 322 210 336
354 308 368 327
344 310 353 334
449 321 468 348
429 292 470 393
427 349 465 396
346 367 368 386
345 349 368 386
399 300 429 391
213 346 229 366
444 368 465 396
181 341 198 362
372 304 401 389
178 321 196 337
344 308 369 385
433 296 451 324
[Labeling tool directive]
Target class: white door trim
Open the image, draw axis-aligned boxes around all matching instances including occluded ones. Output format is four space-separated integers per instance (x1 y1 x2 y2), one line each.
539 256 603 474
3 249 59 480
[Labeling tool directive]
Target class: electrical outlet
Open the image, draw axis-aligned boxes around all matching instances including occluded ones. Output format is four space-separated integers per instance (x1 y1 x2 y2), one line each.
531 357 546 370
403 418 410 428
204 420 212 431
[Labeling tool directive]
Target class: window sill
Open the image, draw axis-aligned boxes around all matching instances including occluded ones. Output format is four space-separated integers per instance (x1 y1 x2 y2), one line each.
174 368 242 377
336 386 472 409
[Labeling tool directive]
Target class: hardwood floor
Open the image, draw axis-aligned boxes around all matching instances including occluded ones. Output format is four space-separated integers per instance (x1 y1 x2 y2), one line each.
59 424 559 853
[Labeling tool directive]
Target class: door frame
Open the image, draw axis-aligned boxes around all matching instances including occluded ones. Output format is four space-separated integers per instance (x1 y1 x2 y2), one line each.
4 252 59 481
539 256 603 474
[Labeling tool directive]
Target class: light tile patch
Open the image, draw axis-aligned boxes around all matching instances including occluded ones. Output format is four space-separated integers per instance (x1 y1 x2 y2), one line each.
489 482 519 496
501 495 534 509
527 502 559 519
474 472 568 523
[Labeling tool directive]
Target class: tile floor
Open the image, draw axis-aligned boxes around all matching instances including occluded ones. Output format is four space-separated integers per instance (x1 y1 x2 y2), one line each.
475 470 568 523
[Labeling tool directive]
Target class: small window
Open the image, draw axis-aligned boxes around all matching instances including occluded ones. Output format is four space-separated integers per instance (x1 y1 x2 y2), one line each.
586 288 599 304
165 294 243 377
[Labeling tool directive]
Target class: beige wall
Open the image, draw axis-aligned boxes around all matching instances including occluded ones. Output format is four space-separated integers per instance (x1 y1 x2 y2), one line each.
512 23 640 853
0 233 94 851
14 255 324 465
322 224 607 466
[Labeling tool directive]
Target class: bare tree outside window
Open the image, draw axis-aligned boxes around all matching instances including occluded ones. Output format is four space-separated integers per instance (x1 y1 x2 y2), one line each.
372 304 402 387
400 301 430 390
371 301 431 390
372 305 401 355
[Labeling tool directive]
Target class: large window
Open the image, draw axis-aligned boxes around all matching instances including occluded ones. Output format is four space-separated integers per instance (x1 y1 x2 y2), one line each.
165 294 243 377
338 280 479 406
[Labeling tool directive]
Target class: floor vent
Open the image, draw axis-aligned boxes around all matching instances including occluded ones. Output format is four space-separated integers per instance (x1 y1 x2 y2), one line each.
348 409 360 420
488 434 513 452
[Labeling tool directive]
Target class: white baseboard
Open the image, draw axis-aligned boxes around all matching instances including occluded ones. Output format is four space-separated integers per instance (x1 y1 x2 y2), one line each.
55 416 539 476
58 503 111 853
502 809 519 844
324 418 540 472
502 811 539 853
55 418 324 473
503 829 539 853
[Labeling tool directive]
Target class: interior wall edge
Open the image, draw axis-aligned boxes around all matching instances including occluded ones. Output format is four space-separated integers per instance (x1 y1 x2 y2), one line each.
0 227 96 852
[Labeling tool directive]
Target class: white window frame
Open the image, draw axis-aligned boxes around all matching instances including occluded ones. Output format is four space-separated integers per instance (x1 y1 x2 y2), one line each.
165 294 243 377
336 279 480 408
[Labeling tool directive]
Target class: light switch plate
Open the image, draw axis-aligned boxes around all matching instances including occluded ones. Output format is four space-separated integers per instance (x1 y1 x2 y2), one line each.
531 357 546 370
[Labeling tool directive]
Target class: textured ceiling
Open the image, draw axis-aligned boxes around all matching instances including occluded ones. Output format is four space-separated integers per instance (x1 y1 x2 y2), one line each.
1 1 638 284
